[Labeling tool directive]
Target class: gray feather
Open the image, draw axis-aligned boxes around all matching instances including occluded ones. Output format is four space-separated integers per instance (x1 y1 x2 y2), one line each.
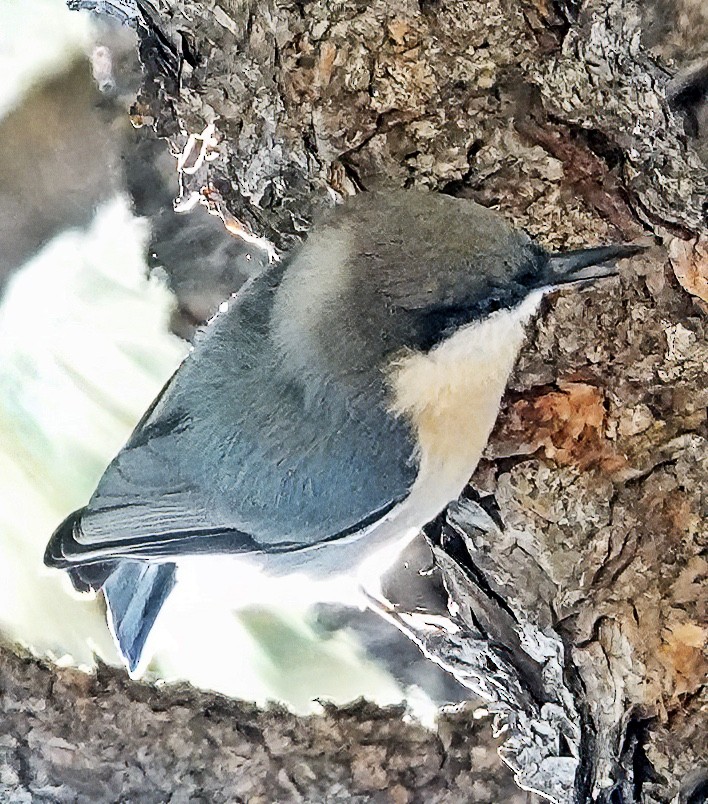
102 561 176 673
48 258 419 564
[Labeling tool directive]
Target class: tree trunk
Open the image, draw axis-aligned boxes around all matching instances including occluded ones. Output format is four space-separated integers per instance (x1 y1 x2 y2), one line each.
0 644 534 803
8 0 707 801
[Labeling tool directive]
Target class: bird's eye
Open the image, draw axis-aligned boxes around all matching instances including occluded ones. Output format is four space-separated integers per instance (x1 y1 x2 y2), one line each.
415 302 474 349
515 262 539 287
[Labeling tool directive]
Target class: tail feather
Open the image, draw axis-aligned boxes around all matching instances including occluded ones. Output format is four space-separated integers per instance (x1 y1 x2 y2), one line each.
46 507 176 673
68 561 118 593
103 561 177 674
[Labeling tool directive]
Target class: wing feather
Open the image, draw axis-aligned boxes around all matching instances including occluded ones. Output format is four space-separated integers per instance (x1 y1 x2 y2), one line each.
47 263 418 568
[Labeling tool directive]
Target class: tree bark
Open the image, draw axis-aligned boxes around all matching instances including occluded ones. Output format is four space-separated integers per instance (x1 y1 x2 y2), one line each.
8 0 706 801
0 644 530 803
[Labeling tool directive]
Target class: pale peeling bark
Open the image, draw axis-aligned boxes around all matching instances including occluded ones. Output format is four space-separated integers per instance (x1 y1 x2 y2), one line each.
9 0 707 801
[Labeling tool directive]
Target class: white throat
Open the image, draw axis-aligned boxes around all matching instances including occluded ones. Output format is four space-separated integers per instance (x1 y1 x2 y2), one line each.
387 290 545 524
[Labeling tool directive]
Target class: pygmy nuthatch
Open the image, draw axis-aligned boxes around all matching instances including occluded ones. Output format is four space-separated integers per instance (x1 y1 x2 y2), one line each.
45 190 644 672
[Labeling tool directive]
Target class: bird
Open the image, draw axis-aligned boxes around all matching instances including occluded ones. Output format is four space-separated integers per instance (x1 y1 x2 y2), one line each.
45 189 644 674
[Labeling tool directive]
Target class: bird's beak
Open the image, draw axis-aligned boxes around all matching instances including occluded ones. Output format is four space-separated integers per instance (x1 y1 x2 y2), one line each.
546 243 648 284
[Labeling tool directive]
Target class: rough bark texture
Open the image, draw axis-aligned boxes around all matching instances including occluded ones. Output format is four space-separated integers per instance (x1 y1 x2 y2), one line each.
7 0 707 802
0 645 530 803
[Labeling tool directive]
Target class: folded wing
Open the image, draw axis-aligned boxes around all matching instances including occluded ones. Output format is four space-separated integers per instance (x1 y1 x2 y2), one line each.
46 264 419 570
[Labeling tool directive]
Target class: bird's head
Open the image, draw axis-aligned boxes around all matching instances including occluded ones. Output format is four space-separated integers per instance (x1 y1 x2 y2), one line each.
271 190 644 380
